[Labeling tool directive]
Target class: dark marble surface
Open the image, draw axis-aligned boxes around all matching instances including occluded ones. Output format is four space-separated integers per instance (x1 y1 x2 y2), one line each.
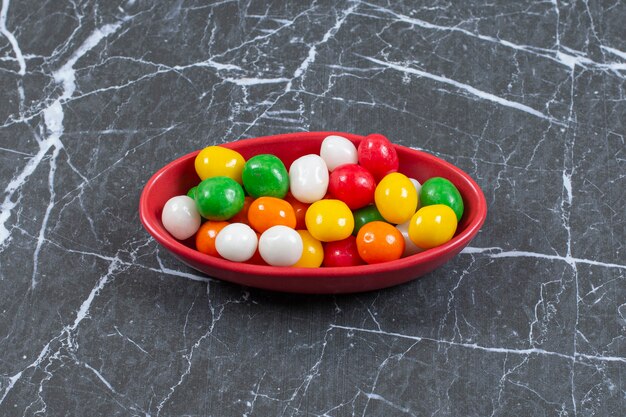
0 0 624 416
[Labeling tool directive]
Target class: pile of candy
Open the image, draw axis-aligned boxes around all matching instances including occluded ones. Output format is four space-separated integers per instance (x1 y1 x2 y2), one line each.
161 134 464 267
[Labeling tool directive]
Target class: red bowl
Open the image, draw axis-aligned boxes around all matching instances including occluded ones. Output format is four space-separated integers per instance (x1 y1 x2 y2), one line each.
139 132 487 294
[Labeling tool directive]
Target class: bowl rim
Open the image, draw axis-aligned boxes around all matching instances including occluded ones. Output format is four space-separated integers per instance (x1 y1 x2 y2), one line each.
139 131 487 279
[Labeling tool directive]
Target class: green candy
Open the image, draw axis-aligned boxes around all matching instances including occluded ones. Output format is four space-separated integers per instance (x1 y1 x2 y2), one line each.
353 205 385 236
186 186 197 199
242 154 289 198
195 176 244 220
419 177 464 221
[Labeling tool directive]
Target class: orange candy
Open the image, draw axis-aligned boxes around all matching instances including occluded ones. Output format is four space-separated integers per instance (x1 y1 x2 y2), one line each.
195 221 229 257
248 196 296 233
284 193 310 229
230 196 253 224
356 221 404 264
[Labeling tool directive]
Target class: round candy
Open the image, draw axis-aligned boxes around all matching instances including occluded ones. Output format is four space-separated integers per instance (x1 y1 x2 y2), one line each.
289 154 329 203
408 204 457 249
328 164 376 210
161 195 201 240
195 146 245 183
320 135 358 171
186 186 197 199
396 220 423 257
242 154 289 199
357 134 399 181
195 176 245 220
258 225 303 266
374 172 418 224
419 177 464 221
293 230 324 268
323 236 364 267
305 199 354 242
352 205 385 236
356 221 404 264
247 196 296 233
409 178 422 195
229 196 253 224
195 221 229 256
285 193 310 229
215 223 258 262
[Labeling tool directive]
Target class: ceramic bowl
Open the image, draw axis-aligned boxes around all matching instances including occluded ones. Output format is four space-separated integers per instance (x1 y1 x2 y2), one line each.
139 132 487 294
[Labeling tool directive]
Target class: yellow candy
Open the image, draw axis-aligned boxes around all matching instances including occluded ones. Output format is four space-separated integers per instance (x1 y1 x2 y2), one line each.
293 230 324 268
374 172 418 224
408 204 457 249
305 199 354 242
194 146 245 183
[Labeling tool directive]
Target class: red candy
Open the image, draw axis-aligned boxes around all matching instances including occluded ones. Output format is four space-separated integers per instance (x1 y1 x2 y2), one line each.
322 236 364 267
357 134 399 181
328 164 376 210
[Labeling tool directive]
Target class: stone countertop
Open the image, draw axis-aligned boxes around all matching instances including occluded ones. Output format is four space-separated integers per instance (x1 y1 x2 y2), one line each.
0 1 624 416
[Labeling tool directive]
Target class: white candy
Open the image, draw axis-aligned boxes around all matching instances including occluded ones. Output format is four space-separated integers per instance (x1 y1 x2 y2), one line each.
289 154 329 203
215 223 258 262
161 195 201 240
320 135 358 171
396 221 424 257
258 225 303 266
410 178 422 209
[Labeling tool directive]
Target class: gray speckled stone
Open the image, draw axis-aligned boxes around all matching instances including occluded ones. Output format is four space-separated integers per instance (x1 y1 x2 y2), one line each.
0 0 624 416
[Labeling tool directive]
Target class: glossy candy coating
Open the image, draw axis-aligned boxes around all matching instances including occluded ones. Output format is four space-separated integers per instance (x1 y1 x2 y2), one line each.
419 177 464 221
248 196 296 233
322 236 364 267
352 205 385 236
195 221 229 256
215 223 258 262
229 196 253 224
258 225 303 266
320 135 358 171
396 220 423 257
408 204 457 249
357 134 399 181
328 164 376 210
186 186 197 199
374 172 418 224
293 230 324 268
289 154 329 203
285 193 310 229
161 195 201 240
242 154 289 199
195 176 245 220
305 199 354 242
356 221 404 264
195 146 245 183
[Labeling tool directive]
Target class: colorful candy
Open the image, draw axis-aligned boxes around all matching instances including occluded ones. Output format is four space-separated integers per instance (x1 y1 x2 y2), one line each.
284 193 309 229
320 135 358 171
328 164 375 210
322 236 364 267
352 205 385 236
248 196 296 233
396 220 423 257
196 221 229 256
161 196 201 240
195 146 245 183
215 223 258 262
408 204 457 249
195 176 245 220
293 230 324 268
305 199 354 242
357 133 399 181
374 172 418 224
258 225 303 266
419 177 464 221
242 154 289 199
289 154 329 203
356 221 405 264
